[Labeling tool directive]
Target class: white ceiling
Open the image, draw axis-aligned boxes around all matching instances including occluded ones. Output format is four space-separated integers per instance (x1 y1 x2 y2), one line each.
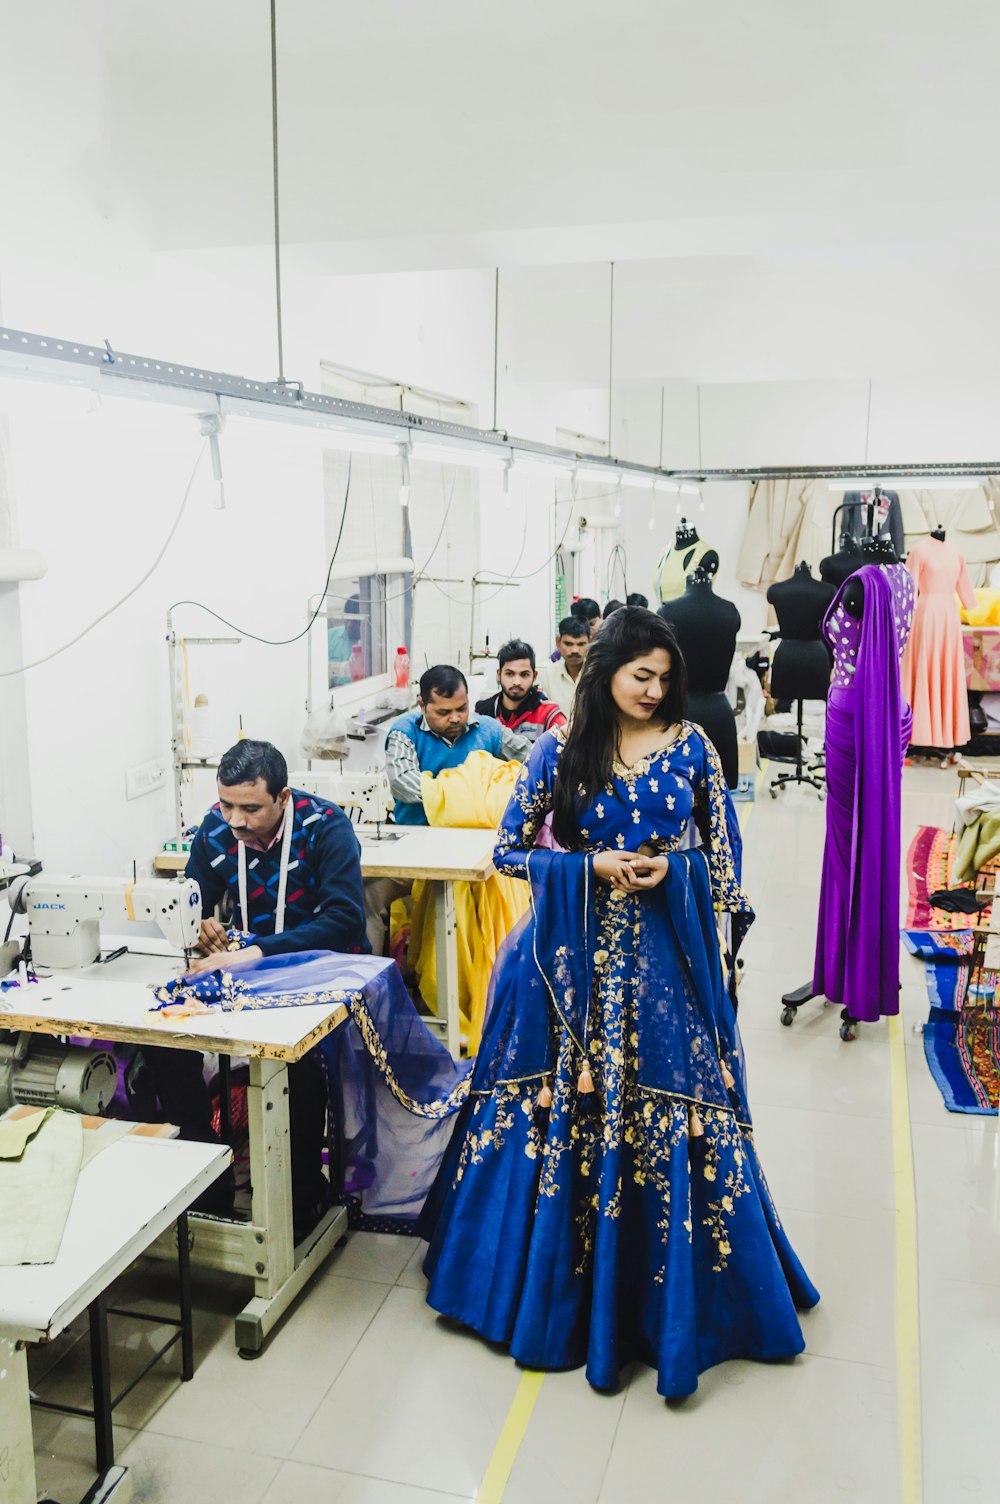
5 1 1000 384
97 0 1000 260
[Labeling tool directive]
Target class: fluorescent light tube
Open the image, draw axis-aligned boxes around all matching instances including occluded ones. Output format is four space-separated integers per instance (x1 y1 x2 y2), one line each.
412 440 512 470
827 477 986 492
512 455 575 479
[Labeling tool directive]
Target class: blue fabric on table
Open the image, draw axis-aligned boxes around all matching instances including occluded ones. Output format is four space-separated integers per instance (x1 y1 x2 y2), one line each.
152 951 470 1224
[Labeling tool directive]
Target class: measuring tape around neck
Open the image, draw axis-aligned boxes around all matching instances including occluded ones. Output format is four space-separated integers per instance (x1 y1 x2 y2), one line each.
237 797 294 937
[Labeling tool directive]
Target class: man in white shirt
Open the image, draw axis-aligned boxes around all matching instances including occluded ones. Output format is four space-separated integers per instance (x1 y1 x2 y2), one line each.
536 616 592 718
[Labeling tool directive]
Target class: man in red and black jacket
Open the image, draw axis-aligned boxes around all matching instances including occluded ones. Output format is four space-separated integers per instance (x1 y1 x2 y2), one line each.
475 639 567 744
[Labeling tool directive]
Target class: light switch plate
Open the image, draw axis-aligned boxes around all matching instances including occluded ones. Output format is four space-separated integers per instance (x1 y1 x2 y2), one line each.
126 760 167 800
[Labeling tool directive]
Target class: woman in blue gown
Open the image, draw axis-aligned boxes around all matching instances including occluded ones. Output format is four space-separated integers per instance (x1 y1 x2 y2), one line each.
422 607 819 1398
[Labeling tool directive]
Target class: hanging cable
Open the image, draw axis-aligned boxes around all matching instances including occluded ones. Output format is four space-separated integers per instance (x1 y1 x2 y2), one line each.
168 457 353 645
270 0 285 383
0 441 208 678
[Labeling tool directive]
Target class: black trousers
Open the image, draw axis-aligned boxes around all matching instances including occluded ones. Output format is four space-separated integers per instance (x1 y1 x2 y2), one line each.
139 1045 329 1223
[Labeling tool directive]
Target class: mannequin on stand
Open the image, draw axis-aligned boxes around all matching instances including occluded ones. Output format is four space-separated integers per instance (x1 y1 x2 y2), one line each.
655 517 720 604
901 523 976 766
658 565 741 786
780 534 915 1039
766 562 835 796
819 535 865 588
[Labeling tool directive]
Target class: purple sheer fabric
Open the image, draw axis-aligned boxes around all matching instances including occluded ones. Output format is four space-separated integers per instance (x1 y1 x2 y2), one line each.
813 564 914 1021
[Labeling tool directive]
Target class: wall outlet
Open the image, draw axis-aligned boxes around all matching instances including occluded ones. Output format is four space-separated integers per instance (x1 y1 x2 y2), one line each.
126 760 167 800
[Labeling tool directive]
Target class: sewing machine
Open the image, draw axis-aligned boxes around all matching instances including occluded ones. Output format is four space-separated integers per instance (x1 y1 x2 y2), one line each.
291 767 399 840
7 874 202 969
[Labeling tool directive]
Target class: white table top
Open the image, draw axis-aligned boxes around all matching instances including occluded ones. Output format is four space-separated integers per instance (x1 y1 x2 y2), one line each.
356 824 497 882
0 1135 230 1343
0 942 389 1060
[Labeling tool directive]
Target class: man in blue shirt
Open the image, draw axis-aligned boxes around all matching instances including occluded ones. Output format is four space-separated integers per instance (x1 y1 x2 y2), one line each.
140 740 368 1237
384 664 529 825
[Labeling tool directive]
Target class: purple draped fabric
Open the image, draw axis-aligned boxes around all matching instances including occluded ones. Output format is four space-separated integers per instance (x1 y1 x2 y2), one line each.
813 565 913 1021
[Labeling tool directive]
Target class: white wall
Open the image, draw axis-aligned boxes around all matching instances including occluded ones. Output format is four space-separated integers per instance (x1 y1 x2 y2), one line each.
1 408 328 872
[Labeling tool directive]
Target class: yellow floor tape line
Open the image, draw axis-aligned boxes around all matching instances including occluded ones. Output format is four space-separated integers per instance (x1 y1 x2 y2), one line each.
477 1368 545 1503
737 758 769 830
888 1013 923 1504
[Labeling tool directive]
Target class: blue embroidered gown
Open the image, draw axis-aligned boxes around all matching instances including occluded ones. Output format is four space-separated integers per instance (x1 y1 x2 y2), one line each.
422 724 819 1398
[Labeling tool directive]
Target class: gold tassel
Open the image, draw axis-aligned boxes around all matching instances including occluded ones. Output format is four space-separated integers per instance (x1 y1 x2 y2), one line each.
720 1060 736 1091
688 1104 704 1138
536 1080 553 1110
577 1058 595 1094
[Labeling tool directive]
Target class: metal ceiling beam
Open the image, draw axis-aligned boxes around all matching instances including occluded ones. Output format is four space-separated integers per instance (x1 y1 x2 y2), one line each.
0 326 996 484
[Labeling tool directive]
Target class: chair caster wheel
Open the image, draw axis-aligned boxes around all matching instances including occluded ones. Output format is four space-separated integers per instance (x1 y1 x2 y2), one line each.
780 1006 796 1026
839 1021 856 1042
770 786 779 799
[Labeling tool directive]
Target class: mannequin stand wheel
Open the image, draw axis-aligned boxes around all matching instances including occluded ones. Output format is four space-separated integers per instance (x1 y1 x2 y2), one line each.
779 981 859 1039
769 700 825 797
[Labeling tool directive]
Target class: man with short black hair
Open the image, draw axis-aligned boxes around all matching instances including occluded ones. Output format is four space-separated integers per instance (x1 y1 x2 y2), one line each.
537 616 592 716
571 597 602 631
475 639 566 743
626 592 649 608
139 739 368 1235
385 665 529 825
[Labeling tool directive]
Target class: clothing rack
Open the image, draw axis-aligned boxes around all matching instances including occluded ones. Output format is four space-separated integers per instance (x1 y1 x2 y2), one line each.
829 489 884 553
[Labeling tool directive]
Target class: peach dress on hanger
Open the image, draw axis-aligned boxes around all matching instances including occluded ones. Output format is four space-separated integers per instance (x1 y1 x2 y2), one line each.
901 535 976 748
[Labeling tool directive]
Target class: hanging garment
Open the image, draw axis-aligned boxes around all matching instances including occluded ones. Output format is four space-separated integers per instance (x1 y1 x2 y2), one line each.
840 491 906 557
901 536 976 749
737 479 834 591
152 951 470 1227
421 726 819 1399
813 565 915 1022
408 752 530 1052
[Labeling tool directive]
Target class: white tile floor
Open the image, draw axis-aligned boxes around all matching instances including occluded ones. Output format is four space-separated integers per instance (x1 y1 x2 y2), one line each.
28 763 999 1503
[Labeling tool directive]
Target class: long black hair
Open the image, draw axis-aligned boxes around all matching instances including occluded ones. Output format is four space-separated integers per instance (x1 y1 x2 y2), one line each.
551 606 688 849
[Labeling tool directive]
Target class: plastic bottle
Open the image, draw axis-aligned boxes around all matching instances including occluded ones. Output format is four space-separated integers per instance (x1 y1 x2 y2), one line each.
394 646 410 689
349 642 366 682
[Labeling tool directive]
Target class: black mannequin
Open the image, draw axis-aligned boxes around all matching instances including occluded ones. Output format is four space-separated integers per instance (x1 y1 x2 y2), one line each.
766 563 835 700
819 535 865 587
843 535 902 618
658 566 741 786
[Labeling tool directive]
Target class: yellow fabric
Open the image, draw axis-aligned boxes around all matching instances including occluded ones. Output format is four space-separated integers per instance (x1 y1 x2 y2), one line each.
960 588 1000 626
410 753 529 1053
954 811 1000 884
0 1107 53 1161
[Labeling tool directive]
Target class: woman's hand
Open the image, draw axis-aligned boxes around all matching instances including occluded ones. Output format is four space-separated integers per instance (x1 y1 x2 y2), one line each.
592 851 669 892
626 854 670 890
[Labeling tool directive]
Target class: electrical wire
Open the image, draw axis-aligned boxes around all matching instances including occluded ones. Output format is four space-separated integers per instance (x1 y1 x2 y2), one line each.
606 540 629 600
0 440 208 678
168 456 353 645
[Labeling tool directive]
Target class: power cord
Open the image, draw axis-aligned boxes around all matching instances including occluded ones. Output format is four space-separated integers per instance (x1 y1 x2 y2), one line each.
0 440 207 678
